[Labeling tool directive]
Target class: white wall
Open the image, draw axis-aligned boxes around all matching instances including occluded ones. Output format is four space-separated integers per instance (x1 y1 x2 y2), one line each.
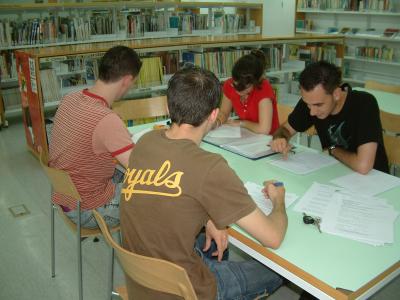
262 0 296 37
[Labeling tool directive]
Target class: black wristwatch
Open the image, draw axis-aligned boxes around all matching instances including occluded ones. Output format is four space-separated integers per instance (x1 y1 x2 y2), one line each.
328 145 336 156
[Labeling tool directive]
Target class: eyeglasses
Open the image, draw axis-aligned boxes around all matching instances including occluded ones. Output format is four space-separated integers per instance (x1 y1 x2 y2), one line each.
302 213 322 233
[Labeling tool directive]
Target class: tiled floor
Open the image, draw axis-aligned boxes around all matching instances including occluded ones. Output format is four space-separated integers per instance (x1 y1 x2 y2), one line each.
0 118 399 300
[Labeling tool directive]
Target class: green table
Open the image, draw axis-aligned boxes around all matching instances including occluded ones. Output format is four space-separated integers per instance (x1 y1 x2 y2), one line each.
128 123 400 300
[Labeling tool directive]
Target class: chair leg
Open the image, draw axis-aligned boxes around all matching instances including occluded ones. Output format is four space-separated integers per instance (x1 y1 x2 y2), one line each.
77 202 83 300
307 134 313 148
109 247 115 300
51 202 56 278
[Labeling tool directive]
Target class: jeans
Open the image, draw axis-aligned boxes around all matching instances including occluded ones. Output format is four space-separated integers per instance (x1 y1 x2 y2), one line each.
65 168 124 229
195 233 283 300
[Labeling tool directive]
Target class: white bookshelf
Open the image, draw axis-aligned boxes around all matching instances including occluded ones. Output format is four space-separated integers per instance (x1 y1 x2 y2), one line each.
297 0 400 86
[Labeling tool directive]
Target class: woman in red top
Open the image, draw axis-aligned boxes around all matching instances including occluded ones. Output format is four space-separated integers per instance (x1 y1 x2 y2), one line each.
216 50 279 134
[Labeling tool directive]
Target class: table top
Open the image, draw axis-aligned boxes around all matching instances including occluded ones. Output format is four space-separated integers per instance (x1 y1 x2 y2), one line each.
128 123 400 297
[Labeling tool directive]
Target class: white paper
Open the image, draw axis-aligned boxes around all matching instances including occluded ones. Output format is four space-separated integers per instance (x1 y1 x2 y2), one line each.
330 169 400 196
223 135 273 159
269 151 338 175
207 125 241 138
245 182 298 215
321 192 399 246
294 182 399 246
293 182 342 217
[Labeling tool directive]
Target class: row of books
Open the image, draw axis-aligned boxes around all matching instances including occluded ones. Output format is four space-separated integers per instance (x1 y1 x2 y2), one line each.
354 45 396 61
125 12 247 37
298 0 394 11
298 45 338 64
0 17 92 47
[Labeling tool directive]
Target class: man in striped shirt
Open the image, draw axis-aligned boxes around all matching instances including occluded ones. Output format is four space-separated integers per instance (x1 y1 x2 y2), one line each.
49 46 142 228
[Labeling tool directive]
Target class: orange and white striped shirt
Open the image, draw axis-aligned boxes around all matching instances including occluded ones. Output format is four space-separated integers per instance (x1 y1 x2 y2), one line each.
49 89 133 210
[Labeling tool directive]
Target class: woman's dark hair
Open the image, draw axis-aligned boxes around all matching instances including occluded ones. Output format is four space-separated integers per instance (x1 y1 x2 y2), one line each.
299 61 341 94
98 46 142 83
231 49 267 91
167 66 221 126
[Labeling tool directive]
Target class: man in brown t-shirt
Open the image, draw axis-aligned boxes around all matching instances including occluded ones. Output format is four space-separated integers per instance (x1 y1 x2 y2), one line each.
120 67 288 300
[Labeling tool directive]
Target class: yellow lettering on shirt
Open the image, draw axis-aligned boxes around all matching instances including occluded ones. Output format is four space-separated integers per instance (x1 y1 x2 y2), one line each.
122 160 184 201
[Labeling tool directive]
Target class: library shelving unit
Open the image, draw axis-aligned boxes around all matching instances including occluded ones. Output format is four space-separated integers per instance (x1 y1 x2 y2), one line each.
0 0 262 116
15 33 344 159
296 0 400 86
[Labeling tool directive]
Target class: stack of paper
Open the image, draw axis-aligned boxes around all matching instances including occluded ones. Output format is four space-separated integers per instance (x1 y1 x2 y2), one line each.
293 182 399 246
330 169 400 196
245 182 298 215
268 151 338 175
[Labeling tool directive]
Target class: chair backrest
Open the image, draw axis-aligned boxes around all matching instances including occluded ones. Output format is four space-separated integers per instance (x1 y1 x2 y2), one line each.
383 134 400 166
380 110 400 167
112 96 168 121
92 210 198 300
380 110 400 133
277 103 293 125
365 80 400 94
39 149 81 201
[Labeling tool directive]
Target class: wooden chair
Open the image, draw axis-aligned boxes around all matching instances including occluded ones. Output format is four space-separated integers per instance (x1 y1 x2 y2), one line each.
112 95 168 122
365 80 400 94
277 103 317 147
92 210 198 300
39 150 119 300
380 110 400 175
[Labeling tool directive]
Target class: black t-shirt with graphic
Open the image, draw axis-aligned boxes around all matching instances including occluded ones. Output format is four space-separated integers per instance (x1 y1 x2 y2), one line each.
288 84 389 173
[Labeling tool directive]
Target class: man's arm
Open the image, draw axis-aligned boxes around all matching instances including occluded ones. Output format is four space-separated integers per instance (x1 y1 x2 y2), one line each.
330 142 377 174
270 122 297 158
236 182 287 249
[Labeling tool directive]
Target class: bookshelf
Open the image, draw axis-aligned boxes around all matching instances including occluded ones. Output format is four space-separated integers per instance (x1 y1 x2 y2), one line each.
14 33 344 158
296 0 400 86
0 1 263 116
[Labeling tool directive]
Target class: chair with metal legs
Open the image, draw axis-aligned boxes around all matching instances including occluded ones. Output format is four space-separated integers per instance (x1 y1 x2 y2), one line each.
39 149 119 300
92 210 198 300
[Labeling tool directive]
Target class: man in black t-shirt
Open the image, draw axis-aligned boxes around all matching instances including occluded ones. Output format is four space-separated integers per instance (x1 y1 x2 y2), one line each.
270 61 389 174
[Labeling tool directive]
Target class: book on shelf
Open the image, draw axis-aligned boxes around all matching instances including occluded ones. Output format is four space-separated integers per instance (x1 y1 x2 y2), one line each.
40 69 61 103
383 28 399 38
203 126 276 160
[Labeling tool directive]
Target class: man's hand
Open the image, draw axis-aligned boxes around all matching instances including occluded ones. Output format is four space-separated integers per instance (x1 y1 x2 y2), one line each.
262 180 285 207
269 138 292 159
204 220 228 262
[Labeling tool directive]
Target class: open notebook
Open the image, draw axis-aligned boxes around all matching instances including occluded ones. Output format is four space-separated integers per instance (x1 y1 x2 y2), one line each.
203 126 276 160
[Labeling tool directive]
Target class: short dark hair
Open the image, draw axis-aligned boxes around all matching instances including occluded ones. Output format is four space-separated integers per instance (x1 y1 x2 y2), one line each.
299 61 341 94
232 49 266 91
98 46 142 83
167 67 221 126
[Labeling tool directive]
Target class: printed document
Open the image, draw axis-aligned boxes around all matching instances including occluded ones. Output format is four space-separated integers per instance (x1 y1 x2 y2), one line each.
293 182 399 246
268 151 338 175
245 182 298 215
330 169 400 196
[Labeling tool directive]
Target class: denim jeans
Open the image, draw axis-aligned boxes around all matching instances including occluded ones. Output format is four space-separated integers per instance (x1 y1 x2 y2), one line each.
195 233 283 300
65 168 124 229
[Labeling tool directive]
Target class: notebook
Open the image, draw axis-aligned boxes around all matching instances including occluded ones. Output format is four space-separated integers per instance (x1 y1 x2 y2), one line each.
203 127 276 160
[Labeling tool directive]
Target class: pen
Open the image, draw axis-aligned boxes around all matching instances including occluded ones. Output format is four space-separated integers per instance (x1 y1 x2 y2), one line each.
273 181 284 187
